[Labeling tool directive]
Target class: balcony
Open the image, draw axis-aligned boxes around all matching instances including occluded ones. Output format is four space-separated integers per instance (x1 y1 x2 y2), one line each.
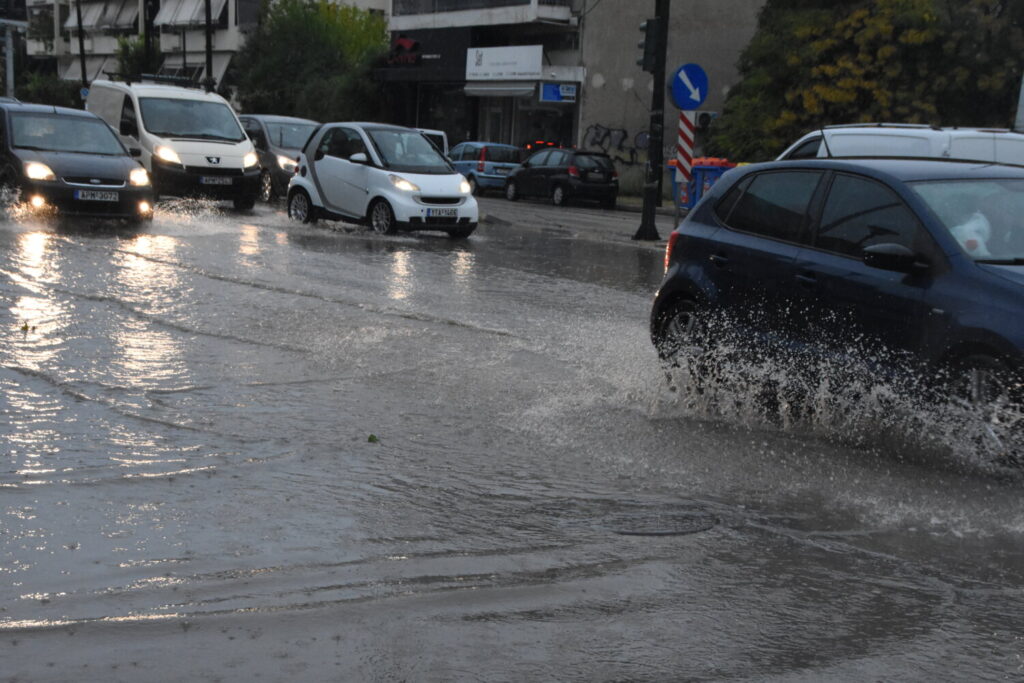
390 0 574 30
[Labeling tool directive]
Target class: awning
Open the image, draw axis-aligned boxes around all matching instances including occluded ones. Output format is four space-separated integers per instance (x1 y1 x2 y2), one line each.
107 0 140 30
464 81 536 98
154 0 227 27
63 1 107 31
206 52 231 87
60 55 108 82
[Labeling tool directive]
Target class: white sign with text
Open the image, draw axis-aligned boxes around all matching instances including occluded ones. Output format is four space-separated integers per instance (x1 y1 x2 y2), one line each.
466 45 543 81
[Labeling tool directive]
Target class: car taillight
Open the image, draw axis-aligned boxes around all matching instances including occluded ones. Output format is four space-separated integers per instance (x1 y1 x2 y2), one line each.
612 169 619 179
568 165 580 178
478 147 486 172
665 231 680 272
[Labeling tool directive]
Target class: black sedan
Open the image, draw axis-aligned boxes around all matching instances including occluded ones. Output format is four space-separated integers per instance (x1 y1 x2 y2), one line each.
0 102 154 221
504 148 618 209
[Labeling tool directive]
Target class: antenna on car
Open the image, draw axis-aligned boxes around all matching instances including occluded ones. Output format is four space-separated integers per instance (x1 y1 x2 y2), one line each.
819 127 834 158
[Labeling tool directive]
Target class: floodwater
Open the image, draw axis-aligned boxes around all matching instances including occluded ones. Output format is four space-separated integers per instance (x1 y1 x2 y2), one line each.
1 202 1023 682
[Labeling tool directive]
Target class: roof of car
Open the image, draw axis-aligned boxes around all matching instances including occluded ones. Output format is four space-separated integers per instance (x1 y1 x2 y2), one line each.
241 114 318 125
0 102 97 118
456 141 521 148
91 79 229 103
755 157 1024 182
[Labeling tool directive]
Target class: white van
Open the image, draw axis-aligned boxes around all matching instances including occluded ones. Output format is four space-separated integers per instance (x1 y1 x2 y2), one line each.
87 79 260 209
778 123 1024 165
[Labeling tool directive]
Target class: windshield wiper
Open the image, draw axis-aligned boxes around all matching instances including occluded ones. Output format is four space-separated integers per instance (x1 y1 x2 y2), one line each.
977 258 1024 265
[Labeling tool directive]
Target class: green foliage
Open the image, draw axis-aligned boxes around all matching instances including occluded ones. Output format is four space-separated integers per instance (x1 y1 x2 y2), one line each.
233 0 388 121
116 34 159 79
16 71 80 108
709 0 1024 161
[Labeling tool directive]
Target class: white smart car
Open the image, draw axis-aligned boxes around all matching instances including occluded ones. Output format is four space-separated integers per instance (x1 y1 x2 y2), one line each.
287 122 478 239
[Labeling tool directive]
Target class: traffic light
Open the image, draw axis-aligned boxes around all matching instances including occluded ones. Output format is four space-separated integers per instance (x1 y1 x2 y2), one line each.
637 18 660 73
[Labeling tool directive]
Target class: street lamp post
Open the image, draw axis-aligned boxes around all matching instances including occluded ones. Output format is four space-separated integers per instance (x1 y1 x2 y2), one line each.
633 0 670 241
202 0 213 92
75 0 87 93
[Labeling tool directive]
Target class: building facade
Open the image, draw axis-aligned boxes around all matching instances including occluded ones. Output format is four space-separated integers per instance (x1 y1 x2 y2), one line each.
26 0 387 89
379 0 765 190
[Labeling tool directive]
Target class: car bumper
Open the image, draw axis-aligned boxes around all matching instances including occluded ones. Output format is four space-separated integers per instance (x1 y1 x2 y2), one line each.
568 179 618 198
152 161 260 200
476 173 511 188
391 194 479 228
21 181 155 219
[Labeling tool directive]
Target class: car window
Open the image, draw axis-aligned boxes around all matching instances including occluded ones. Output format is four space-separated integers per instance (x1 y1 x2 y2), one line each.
449 144 465 161
120 95 139 138
366 128 451 174
527 150 550 166
785 137 821 160
265 122 318 149
574 154 613 171
486 146 521 163
545 150 569 167
714 176 750 223
911 178 1024 261
11 113 127 156
817 174 925 257
138 97 245 142
323 127 366 160
725 171 821 243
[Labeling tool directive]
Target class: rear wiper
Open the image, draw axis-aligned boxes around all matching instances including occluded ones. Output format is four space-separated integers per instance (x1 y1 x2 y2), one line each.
977 258 1024 265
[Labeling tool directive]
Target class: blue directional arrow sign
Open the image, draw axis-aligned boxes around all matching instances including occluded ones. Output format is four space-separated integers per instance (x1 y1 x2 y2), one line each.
670 63 708 111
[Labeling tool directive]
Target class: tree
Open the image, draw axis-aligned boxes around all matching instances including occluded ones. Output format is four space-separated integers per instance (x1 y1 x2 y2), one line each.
16 71 79 108
115 34 159 79
709 0 1024 161
232 0 388 121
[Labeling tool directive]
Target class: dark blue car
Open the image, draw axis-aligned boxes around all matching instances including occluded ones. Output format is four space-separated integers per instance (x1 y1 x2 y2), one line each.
650 158 1024 401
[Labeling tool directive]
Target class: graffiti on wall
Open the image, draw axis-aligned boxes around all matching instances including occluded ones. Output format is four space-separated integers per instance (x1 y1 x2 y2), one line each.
583 125 650 166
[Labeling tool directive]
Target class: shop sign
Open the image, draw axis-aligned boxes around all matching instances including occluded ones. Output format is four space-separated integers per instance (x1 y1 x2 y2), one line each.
539 83 577 103
466 45 543 81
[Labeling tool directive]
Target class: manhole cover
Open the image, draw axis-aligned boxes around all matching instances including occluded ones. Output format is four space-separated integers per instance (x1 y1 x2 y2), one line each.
604 509 717 536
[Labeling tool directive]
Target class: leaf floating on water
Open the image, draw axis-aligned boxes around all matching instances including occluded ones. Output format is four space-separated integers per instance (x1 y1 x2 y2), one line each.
367 434 380 444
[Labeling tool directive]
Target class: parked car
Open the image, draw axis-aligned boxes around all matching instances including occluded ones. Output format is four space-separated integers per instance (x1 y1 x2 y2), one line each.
86 79 260 210
239 114 319 202
650 157 1024 402
448 141 522 195
778 123 1024 164
504 148 618 209
0 101 154 220
287 122 478 239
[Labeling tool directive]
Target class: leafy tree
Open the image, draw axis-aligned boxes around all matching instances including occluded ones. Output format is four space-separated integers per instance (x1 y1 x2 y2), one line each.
232 0 388 121
709 0 1024 161
16 71 79 108
115 34 160 79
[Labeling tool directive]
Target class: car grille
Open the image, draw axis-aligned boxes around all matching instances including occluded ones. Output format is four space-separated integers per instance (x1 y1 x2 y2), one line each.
184 166 243 176
419 196 462 205
62 176 125 187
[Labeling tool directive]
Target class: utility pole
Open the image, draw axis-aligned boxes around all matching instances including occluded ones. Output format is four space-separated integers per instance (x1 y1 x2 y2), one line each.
202 0 213 91
633 0 670 241
75 0 87 93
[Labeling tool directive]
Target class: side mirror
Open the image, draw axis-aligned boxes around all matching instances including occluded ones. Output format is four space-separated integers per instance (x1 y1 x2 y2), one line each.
129 147 142 158
349 152 368 164
862 243 926 273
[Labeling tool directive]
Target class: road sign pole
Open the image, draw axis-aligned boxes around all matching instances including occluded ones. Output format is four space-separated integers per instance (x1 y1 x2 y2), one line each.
675 110 695 185
633 0 670 242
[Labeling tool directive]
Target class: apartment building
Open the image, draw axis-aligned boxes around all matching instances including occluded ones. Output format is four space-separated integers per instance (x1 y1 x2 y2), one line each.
379 0 764 187
26 0 387 88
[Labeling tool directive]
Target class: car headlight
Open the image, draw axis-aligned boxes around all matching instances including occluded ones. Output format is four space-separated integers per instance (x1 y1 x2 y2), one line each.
24 162 55 181
388 174 419 192
129 167 150 186
460 179 472 194
155 146 181 165
243 151 259 168
276 154 297 172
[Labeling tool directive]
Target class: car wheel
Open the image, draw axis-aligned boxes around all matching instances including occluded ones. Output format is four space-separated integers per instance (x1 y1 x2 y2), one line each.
259 170 274 202
287 189 317 224
369 198 397 235
447 226 475 239
505 180 518 201
552 185 567 207
653 298 704 364
233 194 256 211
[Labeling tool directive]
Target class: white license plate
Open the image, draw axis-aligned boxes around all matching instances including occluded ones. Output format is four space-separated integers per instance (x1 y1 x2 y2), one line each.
427 208 457 218
74 190 118 202
200 176 233 185
495 168 510 175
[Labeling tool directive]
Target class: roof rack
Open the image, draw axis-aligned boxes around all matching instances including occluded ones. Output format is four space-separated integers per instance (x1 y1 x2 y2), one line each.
102 72 201 88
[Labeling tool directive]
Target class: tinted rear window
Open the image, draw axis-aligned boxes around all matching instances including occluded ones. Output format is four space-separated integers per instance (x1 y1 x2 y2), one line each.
574 154 613 171
486 146 521 163
725 171 821 242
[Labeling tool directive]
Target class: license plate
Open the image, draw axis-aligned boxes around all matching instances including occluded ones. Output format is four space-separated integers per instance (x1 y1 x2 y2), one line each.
588 172 606 182
74 190 118 202
200 176 233 185
427 208 457 218
495 168 510 175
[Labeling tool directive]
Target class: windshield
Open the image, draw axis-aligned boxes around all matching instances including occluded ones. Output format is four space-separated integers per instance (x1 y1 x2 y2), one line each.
139 97 244 142
911 179 1024 261
575 154 613 171
266 122 317 150
367 129 452 174
486 146 522 163
11 113 126 156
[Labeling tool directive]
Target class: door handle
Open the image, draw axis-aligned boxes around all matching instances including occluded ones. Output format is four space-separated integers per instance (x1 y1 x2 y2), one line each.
709 254 729 267
795 272 817 287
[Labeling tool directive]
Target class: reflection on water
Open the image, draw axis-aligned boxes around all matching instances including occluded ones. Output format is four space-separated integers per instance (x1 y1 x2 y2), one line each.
238 223 262 262
450 250 475 295
387 249 413 301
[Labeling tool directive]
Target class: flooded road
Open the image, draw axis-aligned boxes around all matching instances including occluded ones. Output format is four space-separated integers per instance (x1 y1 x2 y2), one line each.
2 201 1023 681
